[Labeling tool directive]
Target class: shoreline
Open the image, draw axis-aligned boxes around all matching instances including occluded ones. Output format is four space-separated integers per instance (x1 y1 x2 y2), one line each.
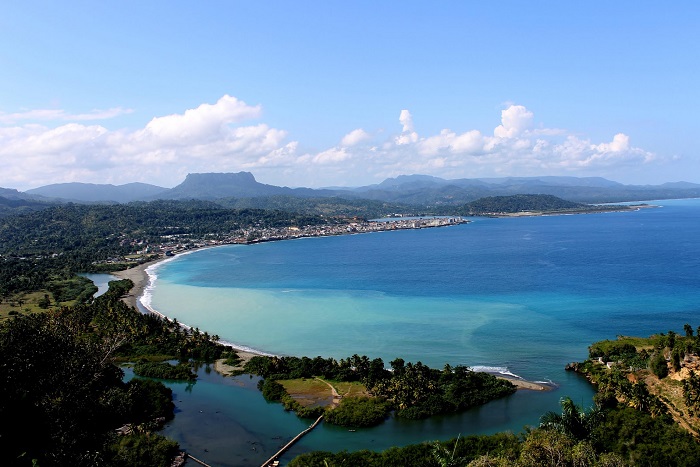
112 259 164 310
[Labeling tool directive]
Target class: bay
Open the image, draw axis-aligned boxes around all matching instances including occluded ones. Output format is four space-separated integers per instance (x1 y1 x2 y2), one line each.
144 198 700 465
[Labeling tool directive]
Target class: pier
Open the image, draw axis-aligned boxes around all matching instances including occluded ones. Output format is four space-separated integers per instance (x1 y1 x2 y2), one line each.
260 415 325 467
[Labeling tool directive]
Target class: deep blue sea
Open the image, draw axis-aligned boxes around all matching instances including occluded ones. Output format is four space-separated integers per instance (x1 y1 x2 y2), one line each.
137 198 700 466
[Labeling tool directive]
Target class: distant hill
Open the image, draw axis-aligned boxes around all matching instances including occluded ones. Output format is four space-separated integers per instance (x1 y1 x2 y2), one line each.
26 182 168 203
0 196 55 218
461 194 583 214
19 172 700 208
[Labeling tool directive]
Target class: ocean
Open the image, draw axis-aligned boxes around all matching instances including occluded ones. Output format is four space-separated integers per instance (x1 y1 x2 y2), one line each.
137 198 700 466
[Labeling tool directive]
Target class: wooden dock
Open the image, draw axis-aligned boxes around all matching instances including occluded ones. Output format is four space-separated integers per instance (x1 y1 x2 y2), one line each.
260 415 324 467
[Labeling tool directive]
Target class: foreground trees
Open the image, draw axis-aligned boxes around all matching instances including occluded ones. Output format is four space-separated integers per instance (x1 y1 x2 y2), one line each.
0 311 177 466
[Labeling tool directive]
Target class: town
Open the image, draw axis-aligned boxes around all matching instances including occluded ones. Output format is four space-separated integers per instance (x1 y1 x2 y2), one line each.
116 216 469 264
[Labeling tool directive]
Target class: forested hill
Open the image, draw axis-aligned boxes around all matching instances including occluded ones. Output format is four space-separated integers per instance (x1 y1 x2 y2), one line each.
0 201 330 295
464 194 583 214
449 194 626 216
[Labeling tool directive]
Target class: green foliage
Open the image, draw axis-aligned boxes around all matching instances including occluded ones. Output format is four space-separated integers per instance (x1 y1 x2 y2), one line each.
593 406 700 466
539 397 603 441
105 432 180 467
46 275 98 304
0 201 330 296
372 363 517 420
288 432 522 467
457 194 585 215
589 341 638 363
122 378 175 424
133 361 197 381
325 396 391 428
682 371 700 416
650 352 669 379
0 309 177 466
245 355 516 421
222 350 242 366
260 379 287 401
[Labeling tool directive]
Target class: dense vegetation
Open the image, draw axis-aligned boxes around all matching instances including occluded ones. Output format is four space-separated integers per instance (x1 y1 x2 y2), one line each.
291 394 700 466
447 193 628 215
244 354 516 425
132 361 198 381
0 278 236 466
324 396 392 427
0 200 330 296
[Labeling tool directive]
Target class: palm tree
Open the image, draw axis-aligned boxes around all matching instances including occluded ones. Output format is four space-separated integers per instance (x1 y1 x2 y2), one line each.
432 435 467 467
539 397 603 441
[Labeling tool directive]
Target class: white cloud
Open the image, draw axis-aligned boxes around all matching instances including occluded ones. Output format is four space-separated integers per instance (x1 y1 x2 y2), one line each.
341 128 370 147
494 105 534 138
312 147 350 164
395 109 418 145
0 96 660 190
141 94 261 144
0 107 132 124
594 133 629 153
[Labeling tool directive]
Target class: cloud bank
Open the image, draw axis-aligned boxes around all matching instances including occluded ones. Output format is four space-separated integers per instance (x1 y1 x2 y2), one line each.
0 94 657 190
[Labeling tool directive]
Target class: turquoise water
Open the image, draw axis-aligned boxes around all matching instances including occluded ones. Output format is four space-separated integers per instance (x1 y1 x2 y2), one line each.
142 198 700 466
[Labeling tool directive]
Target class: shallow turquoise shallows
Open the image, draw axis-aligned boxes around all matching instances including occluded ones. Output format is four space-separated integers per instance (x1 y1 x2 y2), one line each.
142 198 700 466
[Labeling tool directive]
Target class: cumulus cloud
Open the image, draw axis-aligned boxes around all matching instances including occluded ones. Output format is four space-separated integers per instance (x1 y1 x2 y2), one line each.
0 96 658 190
141 95 261 144
494 105 534 138
341 128 370 147
395 109 418 145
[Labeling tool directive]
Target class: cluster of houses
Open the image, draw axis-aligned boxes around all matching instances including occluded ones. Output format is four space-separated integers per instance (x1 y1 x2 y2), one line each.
114 217 468 262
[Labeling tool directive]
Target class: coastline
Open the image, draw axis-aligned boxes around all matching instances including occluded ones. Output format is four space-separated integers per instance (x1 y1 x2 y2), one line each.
112 259 164 310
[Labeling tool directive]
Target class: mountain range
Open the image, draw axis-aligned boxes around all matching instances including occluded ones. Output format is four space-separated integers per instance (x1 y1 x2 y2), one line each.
4 172 700 209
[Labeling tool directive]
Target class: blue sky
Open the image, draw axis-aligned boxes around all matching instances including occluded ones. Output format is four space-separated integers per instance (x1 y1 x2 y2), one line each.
1 1 698 190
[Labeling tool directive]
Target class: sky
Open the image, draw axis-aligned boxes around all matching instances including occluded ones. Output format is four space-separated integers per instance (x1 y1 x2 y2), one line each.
1 2 699 191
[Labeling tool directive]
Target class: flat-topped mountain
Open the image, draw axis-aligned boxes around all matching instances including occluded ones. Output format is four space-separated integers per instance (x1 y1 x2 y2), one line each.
154 172 327 200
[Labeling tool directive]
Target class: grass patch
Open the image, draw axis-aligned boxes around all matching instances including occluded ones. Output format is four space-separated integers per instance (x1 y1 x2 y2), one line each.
614 335 662 350
279 378 332 407
331 381 370 398
0 290 64 321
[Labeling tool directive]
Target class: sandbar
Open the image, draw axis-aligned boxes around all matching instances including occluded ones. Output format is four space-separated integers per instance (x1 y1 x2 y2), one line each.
497 376 553 391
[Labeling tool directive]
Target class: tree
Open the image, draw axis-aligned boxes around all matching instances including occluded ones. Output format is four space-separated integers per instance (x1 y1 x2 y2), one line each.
539 397 603 441
431 435 467 467
684 323 694 338
650 351 669 379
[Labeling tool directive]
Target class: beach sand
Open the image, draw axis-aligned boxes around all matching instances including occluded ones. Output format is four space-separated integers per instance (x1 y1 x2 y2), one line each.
112 259 163 309
498 376 552 391
213 351 261 376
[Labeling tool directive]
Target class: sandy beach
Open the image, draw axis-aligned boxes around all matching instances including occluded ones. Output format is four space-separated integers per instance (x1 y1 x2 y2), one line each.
112 259 163 309
497 376 552 391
